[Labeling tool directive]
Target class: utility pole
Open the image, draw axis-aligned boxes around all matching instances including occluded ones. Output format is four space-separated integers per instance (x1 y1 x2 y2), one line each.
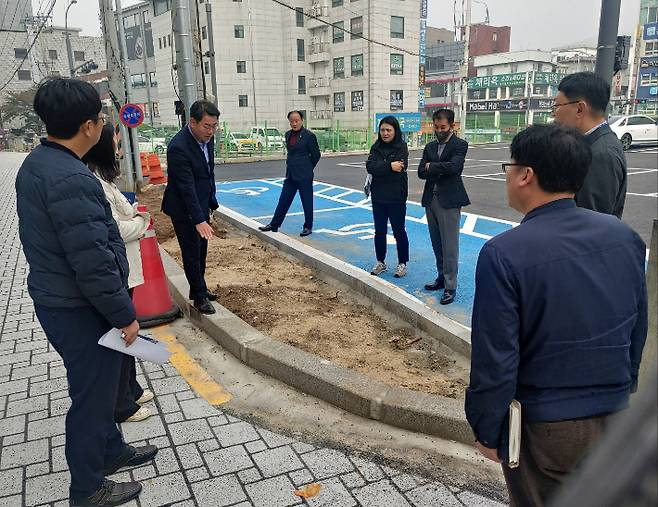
139 9 154 125
115 0 144 185
594 0 622 87
460 0 472 126
173 0 198 115
98 0 135 191
65 0 77 77
205 2 218 105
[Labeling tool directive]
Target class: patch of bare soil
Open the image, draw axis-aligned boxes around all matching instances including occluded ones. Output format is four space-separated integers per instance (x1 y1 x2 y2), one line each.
141 186 469 398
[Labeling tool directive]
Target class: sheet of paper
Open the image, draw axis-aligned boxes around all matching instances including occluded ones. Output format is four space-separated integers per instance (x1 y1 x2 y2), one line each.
98 328 171 365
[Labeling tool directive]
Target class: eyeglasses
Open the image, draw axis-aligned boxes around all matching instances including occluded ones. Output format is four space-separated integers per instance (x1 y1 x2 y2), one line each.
501 163 529 173
550 100 580 113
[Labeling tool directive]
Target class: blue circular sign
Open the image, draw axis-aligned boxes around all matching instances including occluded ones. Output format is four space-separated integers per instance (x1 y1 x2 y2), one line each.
119 103 144 128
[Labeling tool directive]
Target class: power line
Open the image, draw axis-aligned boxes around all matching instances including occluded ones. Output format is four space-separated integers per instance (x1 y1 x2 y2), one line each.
0 0 58 93
270 0 420 57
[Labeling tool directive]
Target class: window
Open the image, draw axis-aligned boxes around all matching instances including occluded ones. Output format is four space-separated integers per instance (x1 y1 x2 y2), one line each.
296 7 304 27
390 16 404 38
48 49 58 60
510 63 518 73
74 51 85 61
297 39 305 61
153 102 160 117
486 67 493 76
429 83 448 97
153 0 172 16
201 26 207 40
17 69 31 80
351 90 364 111
14 48 27 59
236 61 246 73
234 25 244 38
628 116 656 126
131 73 146 87
334 92 346 112
332 0 343 6
350 17 363 39
426 55 444 72
333 21 344 43
233 0 242 2
489 88 499 99
239 95 248 107
51 70 61 77
390 53 403 75
158 38 162 50
648 6 658 23
390 90 403 111
492 32 498 42
167 34 171 46
640 73 658 85
646 42 658 56
351 54 364 76
149 71 157 86
333 57 345 78
298 75 306 94
537 63 544 72
468 89 484 100
533 84 548 95
204 61 210 74
123 14 136 28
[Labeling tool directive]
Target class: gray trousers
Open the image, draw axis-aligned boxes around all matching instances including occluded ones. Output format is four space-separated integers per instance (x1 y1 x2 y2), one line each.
425 195 461 291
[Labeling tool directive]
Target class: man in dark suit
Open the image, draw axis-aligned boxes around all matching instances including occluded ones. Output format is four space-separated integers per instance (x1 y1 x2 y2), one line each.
552 71 627 218
418 109 470 305
162 100 220 314
259 111 321 237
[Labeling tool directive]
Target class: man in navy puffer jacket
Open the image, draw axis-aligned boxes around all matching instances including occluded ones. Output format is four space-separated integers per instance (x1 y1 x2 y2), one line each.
16 78 157 507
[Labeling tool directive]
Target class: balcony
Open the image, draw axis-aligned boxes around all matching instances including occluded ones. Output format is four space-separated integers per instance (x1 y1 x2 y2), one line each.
309 109 333 128
308 42 330 64
307 3 329 30
308 77 331 96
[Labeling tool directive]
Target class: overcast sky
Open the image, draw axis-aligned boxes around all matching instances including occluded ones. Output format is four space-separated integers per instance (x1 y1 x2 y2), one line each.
40 0 641 51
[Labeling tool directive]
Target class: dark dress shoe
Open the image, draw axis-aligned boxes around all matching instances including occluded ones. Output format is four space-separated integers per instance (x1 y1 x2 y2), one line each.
206 292 218 302
258 224 278 232
424 279 445 291
300 228 312 237
70 479 142 506
440 289 456 305
104 445 158 476
193 298 216 314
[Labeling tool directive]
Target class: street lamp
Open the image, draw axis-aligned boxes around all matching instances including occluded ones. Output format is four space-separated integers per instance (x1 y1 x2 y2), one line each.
65 0 77 77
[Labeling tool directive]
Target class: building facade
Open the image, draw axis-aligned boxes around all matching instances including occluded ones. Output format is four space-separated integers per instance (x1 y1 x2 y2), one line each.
633 0 658 115
0 0 32 31
149 0 420 133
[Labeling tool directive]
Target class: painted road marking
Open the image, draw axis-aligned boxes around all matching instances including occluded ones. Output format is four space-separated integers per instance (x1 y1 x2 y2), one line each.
215 178 519 327
150 326 232 405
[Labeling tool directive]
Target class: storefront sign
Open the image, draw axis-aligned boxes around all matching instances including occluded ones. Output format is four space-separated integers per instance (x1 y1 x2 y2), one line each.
533 72 564 86
420 0 428 19
643 22 658 41
468 73 526 90
466 99 528 112
374 112 422 133
640 57 658 69
529 98 554 110
351 90 364 111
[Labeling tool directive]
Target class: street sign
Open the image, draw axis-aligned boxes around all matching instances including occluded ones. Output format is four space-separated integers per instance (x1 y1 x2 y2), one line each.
119 103 144 128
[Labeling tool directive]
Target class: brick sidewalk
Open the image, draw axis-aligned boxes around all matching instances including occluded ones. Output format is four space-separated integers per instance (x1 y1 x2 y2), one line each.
0 155 505 507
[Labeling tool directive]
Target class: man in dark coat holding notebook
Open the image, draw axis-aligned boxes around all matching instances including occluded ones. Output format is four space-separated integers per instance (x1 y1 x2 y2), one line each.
465 124 647 507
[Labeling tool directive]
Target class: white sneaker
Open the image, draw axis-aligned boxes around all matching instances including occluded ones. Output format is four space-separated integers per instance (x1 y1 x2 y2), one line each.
136 389 154 405
370 261 387 276
125 406 153 423
393 263 407 278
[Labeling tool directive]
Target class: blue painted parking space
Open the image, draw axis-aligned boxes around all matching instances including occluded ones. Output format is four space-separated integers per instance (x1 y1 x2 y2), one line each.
215 178 517 327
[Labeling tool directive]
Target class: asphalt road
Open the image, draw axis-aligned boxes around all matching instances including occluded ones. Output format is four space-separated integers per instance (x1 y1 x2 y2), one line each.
215 143 658 243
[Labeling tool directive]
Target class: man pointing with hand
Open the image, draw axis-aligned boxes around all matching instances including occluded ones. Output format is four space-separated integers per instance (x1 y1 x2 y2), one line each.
162 100 220 314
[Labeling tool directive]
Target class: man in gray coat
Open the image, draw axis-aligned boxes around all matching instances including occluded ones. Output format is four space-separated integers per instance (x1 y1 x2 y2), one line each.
552 71 627 218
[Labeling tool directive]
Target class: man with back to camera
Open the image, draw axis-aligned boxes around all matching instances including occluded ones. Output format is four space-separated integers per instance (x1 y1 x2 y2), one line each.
552 71 627 218
258 110 321 237
418 108 470 306
16 77 158 506
465 123 647 507
162 100 220 315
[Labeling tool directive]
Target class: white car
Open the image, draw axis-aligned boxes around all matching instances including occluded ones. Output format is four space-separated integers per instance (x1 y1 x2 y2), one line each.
249 127 284 150
609 114 658 151
138 135 167 153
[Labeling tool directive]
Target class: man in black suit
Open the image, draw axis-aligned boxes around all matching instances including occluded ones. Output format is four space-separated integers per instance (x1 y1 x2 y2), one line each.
552 71 627 218
418 109 470 305
259 111 321 237
162 100 220 314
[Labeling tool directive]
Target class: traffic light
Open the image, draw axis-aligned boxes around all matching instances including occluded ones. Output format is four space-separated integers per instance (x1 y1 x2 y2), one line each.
614 35 631 73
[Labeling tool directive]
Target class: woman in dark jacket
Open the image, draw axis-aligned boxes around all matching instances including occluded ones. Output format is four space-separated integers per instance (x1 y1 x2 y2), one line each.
366 116 409 278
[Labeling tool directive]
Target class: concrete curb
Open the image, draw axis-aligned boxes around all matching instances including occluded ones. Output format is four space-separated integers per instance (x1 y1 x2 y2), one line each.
160 247 474 444
214 205 472 357
216 149 372 165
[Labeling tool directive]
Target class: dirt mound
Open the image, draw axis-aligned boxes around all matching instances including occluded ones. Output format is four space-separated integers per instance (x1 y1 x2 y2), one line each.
137 184 175 242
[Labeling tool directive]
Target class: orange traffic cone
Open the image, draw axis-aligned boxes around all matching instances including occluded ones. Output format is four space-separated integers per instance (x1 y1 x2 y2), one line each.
140 152 150 179
148 153 167 185
132 205 180 327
